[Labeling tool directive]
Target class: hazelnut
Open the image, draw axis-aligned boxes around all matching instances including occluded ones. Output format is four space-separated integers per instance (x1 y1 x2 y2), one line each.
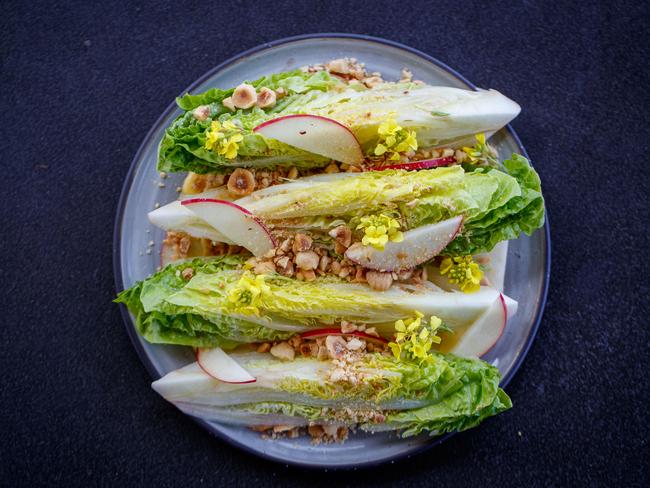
270 342 295 361
366 270 393 291
329 225 352 247
222 96 236 112
295 251 319 270
181 267 194 280
330 261 342 275
442 148 455 158
318 255 330 272
364 327 379 338
326 58 350 74
292 233 313 253
256 87 277 108
227 168 255 196
257 342 271 353
192 105 210 121
455 149 467 163
287 166 298 180
232 83 257 109
253 260 276 275
340 321 357 333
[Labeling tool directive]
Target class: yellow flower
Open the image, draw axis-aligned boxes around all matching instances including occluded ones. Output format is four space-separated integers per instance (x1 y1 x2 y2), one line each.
226 272 270 315
462 133 497 166
373 118 418 161
204 119 243 159
387 312 444 362
439 255 483 293
356 214 404 251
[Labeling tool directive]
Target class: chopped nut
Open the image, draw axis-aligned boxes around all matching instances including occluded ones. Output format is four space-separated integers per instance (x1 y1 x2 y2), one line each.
299 342 318 357
227 168 255 196
346 337 365 351
179 236 191 254
366 270 393 291
257 342 271 353
330 261 342 275
326 58 350 74
308 424 325 438
302 269 317 281
317 345 329 360
253 260 276 275
232 83 257 109
288 335 302 348
454 149 467 163
278 260 295 277
292 233 313 253
322 424 339 437
324 163 339 173
400 68 413 82
192 105 210 121
364 327 379 338
396 268 414 280
329 225 352 247
272 425 295 433
295 250 319 270
347 165 361 172
442 148 455 158
287 166 298 180
275 87 287 99
340 321 357 333
338 266 351 278
334 242 348 255
363 76 383 88
329 368 347 382
181 267 194 280
279 238 292 253
318 255 330 272
274 255 291 268
325 335 347 359
256 87 276 108
353 267 366 282
222 96 236 112
270 342 295 361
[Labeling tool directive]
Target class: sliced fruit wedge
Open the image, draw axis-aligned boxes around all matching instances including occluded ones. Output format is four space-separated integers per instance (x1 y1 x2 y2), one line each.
196 347 256 384
181 198 276 257
345 216 463 271
451 293 507 358
253 114 363 165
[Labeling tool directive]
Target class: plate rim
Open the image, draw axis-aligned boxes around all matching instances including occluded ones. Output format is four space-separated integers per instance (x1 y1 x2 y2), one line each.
113 32 551 470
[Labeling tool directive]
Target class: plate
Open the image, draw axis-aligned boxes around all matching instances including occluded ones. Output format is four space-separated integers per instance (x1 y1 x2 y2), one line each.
114 34 550 468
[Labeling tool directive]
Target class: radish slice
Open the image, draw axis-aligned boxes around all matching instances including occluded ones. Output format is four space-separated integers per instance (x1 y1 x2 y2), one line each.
345 216 463 271
196 347 256 384
300 328 388 345
375 156 456 171
253 114 363 165
181 198 276 257
451 293 507 358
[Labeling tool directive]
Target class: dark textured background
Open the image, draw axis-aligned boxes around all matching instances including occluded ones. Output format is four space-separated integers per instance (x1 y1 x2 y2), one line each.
2 0 649 486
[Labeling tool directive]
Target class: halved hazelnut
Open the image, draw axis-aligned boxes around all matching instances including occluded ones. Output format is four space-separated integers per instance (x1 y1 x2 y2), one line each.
295 251 319 270
270 342 295 361
329 225 352 247
227 168 255 196
256 87 277 108
232 83 257 109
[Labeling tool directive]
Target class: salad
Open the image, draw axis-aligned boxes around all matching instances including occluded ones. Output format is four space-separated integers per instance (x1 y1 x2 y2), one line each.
116 58 545 444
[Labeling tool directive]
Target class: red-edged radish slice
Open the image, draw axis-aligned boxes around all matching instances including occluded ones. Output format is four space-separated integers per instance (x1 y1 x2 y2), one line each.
375 156 456 171
148 200 234 243
451 293 507 358
196 347 256 384
300 328 388 345
253 114 363 165
345 216 463 271
181 198 276 257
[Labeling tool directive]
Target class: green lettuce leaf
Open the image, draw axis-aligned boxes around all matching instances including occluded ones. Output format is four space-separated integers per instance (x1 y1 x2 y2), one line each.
159 68 520 173
153 351 511 438
114 257 293 348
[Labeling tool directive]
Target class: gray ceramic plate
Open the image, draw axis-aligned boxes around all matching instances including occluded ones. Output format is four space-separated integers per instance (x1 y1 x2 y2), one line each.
114 34 550 469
